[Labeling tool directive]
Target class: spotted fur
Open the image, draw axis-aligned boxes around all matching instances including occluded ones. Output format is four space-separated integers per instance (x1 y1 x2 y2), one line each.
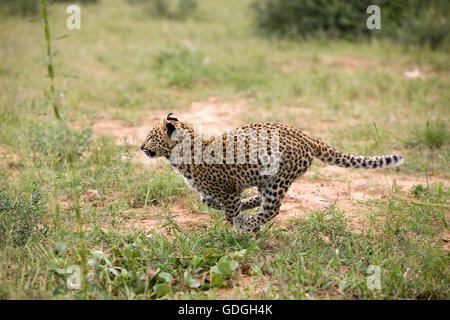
141 114 403 231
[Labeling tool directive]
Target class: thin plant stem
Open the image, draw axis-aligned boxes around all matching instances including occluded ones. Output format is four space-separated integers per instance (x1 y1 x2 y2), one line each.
40 0 61 120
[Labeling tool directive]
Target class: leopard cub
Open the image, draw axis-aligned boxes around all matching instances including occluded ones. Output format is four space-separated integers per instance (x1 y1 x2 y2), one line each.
141 113 403 231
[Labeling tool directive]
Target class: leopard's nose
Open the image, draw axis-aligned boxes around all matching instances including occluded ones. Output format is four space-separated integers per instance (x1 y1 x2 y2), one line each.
140 143 146 151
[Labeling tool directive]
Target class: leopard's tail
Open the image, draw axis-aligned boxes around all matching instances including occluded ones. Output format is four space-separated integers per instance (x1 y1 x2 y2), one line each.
312 140 403 169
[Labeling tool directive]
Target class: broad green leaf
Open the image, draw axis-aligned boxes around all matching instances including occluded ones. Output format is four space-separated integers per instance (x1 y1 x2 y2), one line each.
218 261 232 275
217 257 238 275
184 271 200 288
154 283 170 298
211 265 221 274
211 272 223 287
158 271 173 283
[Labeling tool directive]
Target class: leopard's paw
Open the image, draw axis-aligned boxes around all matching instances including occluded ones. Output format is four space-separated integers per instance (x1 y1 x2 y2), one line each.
232 215 261 232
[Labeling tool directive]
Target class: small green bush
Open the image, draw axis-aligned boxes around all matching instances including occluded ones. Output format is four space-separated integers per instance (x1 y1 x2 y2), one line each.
396 6 450 49
405 120 448 149
0 0 39 16
422 121 448 149
0 0 98 17
252 0 373 39
127 0 197 20
0 185 45 246
410 184 428 197
251 0 450 49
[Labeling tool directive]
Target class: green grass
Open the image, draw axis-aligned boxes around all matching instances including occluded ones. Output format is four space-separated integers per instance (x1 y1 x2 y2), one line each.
0 0 448 299
405 120 449 150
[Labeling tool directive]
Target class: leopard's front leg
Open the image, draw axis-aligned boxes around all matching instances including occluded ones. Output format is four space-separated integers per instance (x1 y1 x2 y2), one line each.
200 194 222 210
202 193 261 232
214 193 242 225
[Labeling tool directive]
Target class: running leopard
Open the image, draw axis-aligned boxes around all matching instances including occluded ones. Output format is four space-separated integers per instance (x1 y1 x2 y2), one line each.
141 113 403 231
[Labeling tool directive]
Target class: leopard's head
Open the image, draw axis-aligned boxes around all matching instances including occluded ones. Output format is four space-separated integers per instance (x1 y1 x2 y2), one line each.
140 113 183 159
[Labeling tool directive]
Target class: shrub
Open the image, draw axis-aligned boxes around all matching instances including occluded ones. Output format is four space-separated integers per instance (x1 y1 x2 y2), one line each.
0 185 45 246
251 0 373 39
127 0 197 20
251 0 450 49
0 0 39 16
396 5 450 49
405 120 448 149
0 0 98 17
410 184 428 197
422 121 448 149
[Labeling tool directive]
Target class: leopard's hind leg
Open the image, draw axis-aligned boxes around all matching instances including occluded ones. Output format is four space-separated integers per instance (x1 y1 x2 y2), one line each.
233 178 294 231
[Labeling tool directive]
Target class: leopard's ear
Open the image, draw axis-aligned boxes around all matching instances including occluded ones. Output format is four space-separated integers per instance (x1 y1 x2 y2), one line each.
167 113 178 121
162 118 176 136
